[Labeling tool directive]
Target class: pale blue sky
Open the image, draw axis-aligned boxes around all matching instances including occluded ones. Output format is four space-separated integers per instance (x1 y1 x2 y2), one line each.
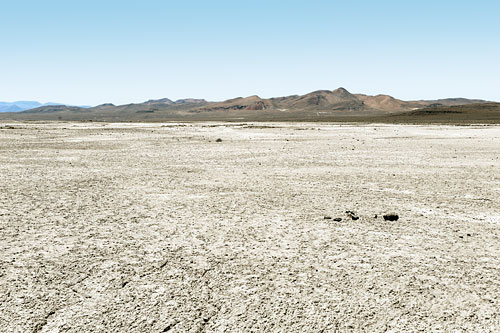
1 0 499 105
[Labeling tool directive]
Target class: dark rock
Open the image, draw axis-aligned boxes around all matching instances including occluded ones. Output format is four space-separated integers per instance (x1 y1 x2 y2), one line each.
324 216 332 220
215 138 223 142
346 211 359 220
383 214 399 221
333 218 342 222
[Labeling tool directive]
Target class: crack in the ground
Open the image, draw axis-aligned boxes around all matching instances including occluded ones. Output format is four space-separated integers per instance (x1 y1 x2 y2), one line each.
162 321 178 332
197 263 223 332
201 267 213 278
66 274 89 288
32 310 56 333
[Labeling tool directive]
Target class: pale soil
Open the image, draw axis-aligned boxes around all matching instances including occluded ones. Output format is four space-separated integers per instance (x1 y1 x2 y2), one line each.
0 122 499 332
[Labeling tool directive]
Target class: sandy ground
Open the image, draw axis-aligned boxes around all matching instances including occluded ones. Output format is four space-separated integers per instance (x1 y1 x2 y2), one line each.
0 122 499 332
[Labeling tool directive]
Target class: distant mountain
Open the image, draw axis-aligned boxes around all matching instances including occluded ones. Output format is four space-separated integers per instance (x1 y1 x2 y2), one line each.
355 94 422 111
174 98 207 104
411 98 489 106
198 88 366 112
21 105 90 114
144 98 207 105
144 98 174 105
378 102 500 124
0 104 23 112
0 101 50 112
199 95 271 111
0 89 496 122
277 88 365 110
0 101 90 112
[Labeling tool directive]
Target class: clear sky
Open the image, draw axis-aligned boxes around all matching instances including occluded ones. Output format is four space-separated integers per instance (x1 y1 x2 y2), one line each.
1 0 499 105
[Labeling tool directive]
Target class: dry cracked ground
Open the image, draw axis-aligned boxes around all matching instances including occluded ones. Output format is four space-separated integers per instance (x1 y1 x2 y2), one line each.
0 122 499 332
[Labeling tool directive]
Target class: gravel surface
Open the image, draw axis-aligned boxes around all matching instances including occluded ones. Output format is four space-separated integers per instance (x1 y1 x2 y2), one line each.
1 122 499 332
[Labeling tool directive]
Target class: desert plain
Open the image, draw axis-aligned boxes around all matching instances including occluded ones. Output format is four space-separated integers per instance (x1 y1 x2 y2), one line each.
0 122 499 332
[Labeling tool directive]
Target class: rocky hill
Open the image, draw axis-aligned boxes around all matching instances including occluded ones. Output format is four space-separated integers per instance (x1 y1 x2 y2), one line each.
0 88 494 122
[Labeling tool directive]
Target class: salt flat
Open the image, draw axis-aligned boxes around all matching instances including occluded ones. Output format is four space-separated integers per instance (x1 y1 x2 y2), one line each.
1 122 499 332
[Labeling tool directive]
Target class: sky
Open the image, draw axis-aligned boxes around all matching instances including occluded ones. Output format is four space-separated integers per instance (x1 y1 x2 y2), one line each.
1 0 499 106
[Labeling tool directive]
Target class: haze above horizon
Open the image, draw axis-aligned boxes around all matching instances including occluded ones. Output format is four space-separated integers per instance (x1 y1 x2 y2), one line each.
1 0 499 106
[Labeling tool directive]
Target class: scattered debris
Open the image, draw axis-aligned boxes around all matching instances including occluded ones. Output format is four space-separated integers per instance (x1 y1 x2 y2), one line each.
383 214 399 221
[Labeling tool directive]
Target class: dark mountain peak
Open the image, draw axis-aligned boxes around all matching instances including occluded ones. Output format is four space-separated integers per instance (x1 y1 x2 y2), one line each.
174 98 207 104
144 98 173 105
309 90 332 95
270 94 299 101
97 103 115 107
20 105 86 114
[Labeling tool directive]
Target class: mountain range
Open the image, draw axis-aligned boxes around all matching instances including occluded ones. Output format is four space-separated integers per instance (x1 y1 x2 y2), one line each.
0 101 91 113
0 101 58 113
0 88 497 123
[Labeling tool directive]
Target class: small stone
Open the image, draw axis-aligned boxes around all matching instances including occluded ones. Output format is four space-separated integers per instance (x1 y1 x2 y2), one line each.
324 216 332 220
333 218 342 222
383 214 399 221
215 138 222 142
345 211 359 220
